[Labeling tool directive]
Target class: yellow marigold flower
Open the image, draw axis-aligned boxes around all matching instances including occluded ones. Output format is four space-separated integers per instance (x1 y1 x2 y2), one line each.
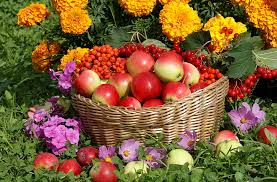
60 8 92 35
118 0 157 17
230 0 250 6
159 0 202 43
242 0 277 47
159 0 190 5
203 15 247 52
32 41 60 72
51 0 88 14
17 3 50 27
59 47 89 70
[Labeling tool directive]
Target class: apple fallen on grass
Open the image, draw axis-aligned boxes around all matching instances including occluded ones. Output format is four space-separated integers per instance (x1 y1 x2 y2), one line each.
76 146 98 166
119 96 141 109
124 161 149 180
257 125 277 144
181 62 200 86
33 152 59 171
161 82 191 103
216 140 242 158
213 130 239 146
143 99 164 108
89 161 117 182
154 51 184 82
57 159 82 176
166 149 194 170
131 72 162 102
109 73 133 98
92 84 120 106
126 50 155 76
74 70 101 97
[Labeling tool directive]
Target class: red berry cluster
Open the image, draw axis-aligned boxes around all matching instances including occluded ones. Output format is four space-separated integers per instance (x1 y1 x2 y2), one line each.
256 67 277 79
76 45 126 79
220 27 239 39
181 50 206 69
199 67 223 85
173 42 182 53
119 43 167 60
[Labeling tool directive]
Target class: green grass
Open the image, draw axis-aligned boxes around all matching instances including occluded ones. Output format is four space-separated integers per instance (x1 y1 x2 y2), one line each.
0 1 276 182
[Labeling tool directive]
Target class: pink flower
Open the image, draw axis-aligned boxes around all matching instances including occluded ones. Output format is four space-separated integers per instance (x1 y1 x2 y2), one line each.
44 126 59 138
56 125 67 136
65 119 79 127
118 139 140 162
177 130 197 151
99 146 116 163
145 147 166 168
66 128 79 145
51 135 66 149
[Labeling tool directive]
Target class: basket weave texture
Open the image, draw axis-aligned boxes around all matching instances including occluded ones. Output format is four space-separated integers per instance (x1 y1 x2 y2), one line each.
72 76 229 146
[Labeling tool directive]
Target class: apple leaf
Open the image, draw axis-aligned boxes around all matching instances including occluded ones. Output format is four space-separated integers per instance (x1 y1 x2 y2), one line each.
264 129 277 144
142 39 169 50
226 36 264 79
181 31 211 50
104 27 132 48
253 48 277 69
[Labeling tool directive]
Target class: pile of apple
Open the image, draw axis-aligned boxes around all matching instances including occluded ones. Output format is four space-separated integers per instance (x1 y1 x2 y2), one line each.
74 50 204 108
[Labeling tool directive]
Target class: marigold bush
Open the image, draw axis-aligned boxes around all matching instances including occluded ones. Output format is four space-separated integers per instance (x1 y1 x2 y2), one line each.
17 3 50 27
32 41 60 72
118 0 157 17
51 0 89 14
60 7 92 35
159 0 202 43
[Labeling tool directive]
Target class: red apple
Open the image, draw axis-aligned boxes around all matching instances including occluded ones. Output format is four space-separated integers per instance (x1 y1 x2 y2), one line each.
131 72 162 102
89 161 117 182
109 73 132 98
76 146 98 166
119 96 141 109
181 62 200 86
143 99 164 108
126 50 155 76
258 126 277 144
154 51 184 82
74 70 101 97
162 82 191 103
92 84 120 106
57 159 82 176
190 82 209 93
34 152 59 171
214 130 239 146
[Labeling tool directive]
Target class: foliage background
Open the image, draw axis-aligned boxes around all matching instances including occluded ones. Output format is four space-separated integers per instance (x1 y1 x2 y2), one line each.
0 0 276 181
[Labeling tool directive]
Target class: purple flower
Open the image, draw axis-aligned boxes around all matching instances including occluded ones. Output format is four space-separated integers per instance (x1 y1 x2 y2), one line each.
66 128 79 145
44 126 59 138
47 96 59 104
56 125 67 135
65 119 79 127
242 102 266 124
52 146 67 155
64 61 76 76
99 146 116 163
145 147 166 168
33 109 49 122
228 103 258 133
51 135 66 149
49 69 61 80
177 130 197 151
118 139 140 162
58 74 72 90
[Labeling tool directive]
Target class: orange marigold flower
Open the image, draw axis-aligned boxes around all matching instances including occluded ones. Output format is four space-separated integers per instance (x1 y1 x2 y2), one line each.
159 0 202 43
159 0 190 5
17 3 50 27
32 41 60 72
59 47 89 70
118 0 157 17
60 8 92 35
51 0 88 14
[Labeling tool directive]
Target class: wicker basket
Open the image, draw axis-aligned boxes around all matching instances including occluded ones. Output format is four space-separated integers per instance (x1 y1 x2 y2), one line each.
72 76 229 146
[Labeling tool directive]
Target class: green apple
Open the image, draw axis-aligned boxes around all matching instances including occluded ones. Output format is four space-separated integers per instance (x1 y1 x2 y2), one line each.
166 149 194 170
216 140 242 158
124 161 149 180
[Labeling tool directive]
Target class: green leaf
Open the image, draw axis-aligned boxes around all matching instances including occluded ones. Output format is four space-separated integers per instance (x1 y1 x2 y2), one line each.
226 36 263 78
104 27 132 48
181 31 211 50
142 39 169 50
254 48 277 69
191 168 204 182
264 129 277 144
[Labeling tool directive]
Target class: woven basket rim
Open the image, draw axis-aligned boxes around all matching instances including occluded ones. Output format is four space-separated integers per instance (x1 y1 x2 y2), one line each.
72 76 228 112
